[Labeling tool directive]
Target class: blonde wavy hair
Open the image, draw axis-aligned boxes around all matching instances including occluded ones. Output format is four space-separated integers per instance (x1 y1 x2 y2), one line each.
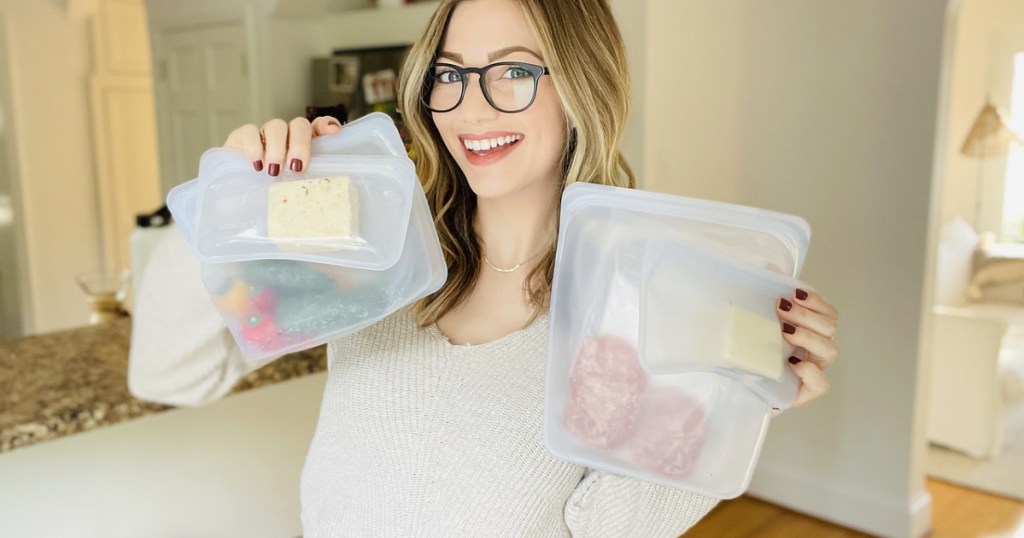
397 0 634 327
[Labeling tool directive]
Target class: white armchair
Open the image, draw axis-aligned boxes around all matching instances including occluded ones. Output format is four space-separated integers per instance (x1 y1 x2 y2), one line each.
927 218 1024 459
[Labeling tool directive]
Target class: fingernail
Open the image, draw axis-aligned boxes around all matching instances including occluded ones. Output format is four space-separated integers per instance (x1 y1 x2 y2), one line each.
289 158 303 172
268 163 280 177
788 356 802 364
779 298 793 312
253 160 263 172
796 289 809 301
327 120 340 128
783 323 797 335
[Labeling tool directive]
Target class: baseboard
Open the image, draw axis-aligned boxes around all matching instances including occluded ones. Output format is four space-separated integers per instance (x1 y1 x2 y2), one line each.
747 466 933 538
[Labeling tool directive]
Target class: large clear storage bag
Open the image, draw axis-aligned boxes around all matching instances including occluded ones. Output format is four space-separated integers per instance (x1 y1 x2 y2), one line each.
544 183 810 499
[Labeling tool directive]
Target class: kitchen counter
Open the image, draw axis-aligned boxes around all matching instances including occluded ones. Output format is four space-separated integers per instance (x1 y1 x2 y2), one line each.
0 317 327 453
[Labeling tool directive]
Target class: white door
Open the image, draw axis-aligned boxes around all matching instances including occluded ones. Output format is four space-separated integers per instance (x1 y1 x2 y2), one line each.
158 22 252 193
204 25 251 146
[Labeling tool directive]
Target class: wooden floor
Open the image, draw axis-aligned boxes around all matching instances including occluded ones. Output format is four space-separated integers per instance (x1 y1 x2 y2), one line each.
684 478 1024 537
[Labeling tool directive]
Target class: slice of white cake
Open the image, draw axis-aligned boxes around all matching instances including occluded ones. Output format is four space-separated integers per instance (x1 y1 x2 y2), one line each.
723 305 784 379
267 176 358 241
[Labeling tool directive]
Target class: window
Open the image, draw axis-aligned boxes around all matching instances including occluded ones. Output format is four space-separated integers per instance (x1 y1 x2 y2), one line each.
1002 51 1024 242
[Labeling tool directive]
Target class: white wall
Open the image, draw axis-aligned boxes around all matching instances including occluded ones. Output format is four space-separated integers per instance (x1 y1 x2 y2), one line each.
609 0 647 183
939 0 1024 234
2 0 103 333
642 1 946 536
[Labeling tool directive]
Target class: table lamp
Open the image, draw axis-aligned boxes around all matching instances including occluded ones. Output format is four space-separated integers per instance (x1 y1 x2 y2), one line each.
961 99 1023 231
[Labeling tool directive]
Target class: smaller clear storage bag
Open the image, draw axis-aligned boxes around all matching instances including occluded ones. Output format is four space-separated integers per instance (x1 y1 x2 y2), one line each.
545 183 811 499
167 113 446 361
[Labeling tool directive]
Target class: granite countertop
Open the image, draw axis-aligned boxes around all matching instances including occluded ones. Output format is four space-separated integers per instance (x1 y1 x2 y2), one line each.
0 318 326 454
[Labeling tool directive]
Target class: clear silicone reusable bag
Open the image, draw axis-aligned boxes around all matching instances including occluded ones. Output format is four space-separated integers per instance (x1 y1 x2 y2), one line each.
640 238 804 408
167 112 415 269
179 154 414 269
168 113 401 253
544 182 811 498
203 187 446 361
167 113 446 361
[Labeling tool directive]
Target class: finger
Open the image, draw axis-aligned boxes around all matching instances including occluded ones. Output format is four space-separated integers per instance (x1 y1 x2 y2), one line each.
311 115 343 137
223 123 265 171
781 321 839 369
261 118 289 177
777 297 837 340
285 117 313 173
793 288 838 320
788 359 831 407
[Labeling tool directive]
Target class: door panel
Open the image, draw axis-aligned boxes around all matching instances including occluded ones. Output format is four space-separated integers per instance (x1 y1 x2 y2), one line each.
164 30 208 185
160 22 252 187
204 25 251 145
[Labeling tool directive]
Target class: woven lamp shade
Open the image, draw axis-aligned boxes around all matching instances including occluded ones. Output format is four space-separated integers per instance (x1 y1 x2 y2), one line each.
961 102 1023 158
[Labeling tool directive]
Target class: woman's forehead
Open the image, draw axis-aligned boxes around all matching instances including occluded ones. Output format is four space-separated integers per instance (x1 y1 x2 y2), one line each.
440 0 541 62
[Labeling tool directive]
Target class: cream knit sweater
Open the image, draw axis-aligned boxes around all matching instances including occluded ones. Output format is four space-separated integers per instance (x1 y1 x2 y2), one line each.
129 229 718 536
300 309 718 537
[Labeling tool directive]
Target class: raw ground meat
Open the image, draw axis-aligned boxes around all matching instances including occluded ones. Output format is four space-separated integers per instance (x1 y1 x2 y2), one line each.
563 335 647 448
627 386 707 478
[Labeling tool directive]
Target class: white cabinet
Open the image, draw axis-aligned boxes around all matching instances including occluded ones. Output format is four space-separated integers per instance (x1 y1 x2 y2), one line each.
89 0 163 274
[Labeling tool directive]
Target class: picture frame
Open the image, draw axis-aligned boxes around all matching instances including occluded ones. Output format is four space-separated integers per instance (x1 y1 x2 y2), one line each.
328 55 360 93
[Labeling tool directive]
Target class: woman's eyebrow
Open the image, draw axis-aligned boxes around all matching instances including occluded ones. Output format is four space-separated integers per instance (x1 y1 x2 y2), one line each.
487 46 543 62
437 51 463 63
435 46 543 65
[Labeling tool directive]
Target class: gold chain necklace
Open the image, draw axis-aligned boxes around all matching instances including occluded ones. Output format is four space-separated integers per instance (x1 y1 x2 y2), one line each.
483 255 523 273
482 248 546 273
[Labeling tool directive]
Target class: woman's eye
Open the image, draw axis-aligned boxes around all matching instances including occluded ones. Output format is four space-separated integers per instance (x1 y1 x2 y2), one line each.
502 66 531 79
436 70 462 84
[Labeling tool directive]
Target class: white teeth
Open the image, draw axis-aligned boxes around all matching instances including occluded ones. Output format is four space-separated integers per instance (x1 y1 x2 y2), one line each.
463 134 522 152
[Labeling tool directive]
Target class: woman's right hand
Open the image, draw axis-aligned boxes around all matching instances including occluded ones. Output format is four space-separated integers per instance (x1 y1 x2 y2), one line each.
223 116 343 177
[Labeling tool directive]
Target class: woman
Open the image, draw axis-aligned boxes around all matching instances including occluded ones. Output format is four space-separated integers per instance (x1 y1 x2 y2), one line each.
219 0 840 535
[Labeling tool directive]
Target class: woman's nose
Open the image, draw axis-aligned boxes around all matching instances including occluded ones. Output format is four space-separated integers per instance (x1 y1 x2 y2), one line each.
460 75 499 120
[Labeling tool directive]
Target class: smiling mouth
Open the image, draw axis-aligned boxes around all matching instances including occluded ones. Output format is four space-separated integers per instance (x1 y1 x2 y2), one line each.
462 134 524 156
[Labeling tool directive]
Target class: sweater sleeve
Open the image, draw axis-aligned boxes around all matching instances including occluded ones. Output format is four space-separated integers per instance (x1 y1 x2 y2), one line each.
127 225 270 407
563 468 719 538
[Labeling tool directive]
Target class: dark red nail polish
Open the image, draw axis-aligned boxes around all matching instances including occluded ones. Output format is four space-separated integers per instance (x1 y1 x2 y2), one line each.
796 289 809 301
779 298 792 312
268 163 280 177
788 356 802 364
253 160 263 172
289 158 303 172
783 323 796 335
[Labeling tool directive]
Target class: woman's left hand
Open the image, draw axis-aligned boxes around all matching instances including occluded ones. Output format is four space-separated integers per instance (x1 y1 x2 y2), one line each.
776 288 839 406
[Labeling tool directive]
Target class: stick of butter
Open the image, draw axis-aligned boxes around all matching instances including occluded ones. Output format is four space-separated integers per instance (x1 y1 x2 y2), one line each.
267 176 358 241
723 305 784 379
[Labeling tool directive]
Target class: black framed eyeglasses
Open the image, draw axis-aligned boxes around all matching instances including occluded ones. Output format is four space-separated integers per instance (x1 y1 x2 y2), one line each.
422 61 551 114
